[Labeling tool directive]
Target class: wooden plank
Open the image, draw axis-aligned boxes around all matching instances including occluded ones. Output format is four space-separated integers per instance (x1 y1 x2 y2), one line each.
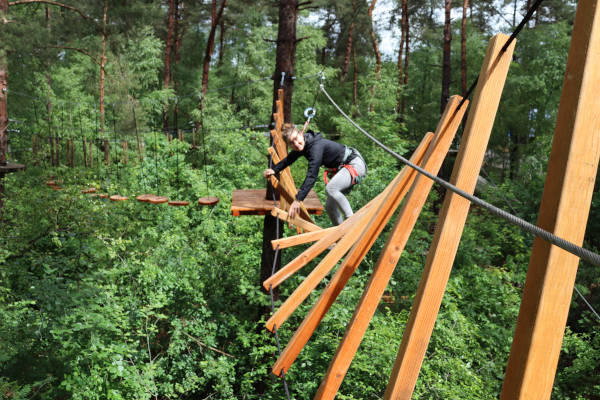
231 189 323 216
268 146 290 212
271 207 322 233
383 34 515 400
271 129 288 162
272 133 433 368
268 146 297 199
264 201 374 291
271 226 338 250
269 175 313 222
313 95 466 399
500 2 600 398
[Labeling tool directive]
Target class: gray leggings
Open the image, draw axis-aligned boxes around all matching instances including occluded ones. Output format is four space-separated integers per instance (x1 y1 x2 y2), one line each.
325 155 367 226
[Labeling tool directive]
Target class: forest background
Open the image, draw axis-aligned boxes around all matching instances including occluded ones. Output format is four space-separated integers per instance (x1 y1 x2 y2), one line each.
0 0 598 399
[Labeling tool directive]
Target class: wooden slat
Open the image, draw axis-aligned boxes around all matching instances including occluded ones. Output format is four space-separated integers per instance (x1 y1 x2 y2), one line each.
271 227 338 250
383 34 515 400
271 207 322 233
268 132 435 364
231 189 323 216
268 146 290 212
271 129 288 163
500 2 600 398
313 96 466 400
264 201 373 291
268 175 313 222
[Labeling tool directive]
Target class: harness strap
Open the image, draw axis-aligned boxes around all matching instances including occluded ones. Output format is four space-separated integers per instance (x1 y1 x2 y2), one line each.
324 164 361 185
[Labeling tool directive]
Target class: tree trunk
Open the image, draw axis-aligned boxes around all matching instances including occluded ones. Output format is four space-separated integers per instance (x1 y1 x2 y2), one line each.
352 47 358 115
262 0 299 307
400 0 409 118
122 140 128 165
218 17 225 66
173 1 184 134
441 0 452 115
368 0 381 104
103 139 110 165
201 0 226 98
99 0 107 138
341 0 356 82
396 0 407 117
0 68 7 167
162 0 176 134
461 0 468 97
82 138 87 167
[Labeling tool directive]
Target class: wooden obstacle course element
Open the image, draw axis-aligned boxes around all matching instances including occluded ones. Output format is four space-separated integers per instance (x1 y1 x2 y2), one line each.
110 195 129 202
268 175 313 222
314 95 467 399
271 207 321 233
383 34 515 400
198 196 219 206
500 1 600 398
168 200 189 207
231 188 322 216
98 193 109 199
147 195 169 204
0 162 25 174
82 187 97 194
271 226 339 250
265 131 436 338
136 193 155 202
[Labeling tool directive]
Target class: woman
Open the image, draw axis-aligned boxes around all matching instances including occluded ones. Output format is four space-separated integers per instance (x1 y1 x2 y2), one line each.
264 123 367 225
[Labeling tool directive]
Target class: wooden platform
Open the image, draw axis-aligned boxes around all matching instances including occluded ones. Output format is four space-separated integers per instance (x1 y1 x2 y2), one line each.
0 162 26 174
231 189 324 216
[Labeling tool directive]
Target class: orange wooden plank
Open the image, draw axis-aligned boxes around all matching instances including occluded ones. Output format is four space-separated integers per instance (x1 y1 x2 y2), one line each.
272 133 433 362
500 2 600 398
269 175 313 222
263 200 374 291
271 226 338 250
271 207 322 233
315 95 466 399
231 189 323 215
383 34 515 400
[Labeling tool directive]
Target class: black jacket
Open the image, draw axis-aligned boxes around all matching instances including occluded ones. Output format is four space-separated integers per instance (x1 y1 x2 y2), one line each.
272 130 346 201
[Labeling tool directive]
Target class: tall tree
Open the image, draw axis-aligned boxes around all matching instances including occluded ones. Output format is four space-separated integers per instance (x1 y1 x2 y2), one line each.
162 0 176 133
461 0 468 96
441 0 452 114
0 0 8 166
367 0 381 103
340 0 356 82
201 0 227 98
396 0 407 117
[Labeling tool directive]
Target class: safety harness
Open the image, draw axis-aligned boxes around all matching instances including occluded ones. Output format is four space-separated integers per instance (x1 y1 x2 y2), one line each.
324 146 363 185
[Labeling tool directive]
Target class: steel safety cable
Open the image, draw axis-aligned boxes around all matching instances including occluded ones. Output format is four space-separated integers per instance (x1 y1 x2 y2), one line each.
320 84 600 268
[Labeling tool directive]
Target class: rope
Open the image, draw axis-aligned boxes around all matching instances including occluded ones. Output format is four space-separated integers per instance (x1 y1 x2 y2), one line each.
320 84 600 268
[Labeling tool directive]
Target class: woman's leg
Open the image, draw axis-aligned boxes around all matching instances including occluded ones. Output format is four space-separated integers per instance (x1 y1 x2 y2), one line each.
325 168 354 225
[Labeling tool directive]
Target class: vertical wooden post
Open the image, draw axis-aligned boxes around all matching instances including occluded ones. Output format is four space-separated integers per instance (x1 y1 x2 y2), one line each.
103 139 110 165
500 1 600 398
314 96 466 400
383 33 515 400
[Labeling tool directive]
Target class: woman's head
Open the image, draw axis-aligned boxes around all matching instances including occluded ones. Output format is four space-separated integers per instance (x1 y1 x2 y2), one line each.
282 123 305 151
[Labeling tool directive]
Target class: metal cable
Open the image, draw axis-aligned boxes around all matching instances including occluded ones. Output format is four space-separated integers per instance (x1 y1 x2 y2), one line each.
320 84 600 268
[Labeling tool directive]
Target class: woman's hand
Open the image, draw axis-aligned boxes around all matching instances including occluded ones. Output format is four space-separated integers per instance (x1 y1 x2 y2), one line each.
263 169 275 178
288 200 301 219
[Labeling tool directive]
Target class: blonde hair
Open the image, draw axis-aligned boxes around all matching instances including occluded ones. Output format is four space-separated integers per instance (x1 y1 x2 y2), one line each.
282 123 300 143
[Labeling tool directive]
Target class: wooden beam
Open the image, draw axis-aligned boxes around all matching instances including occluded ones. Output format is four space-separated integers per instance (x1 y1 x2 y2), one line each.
315 95 466 399
271 207 321 233
383 34 515 400
271 129 288 164
270 131 436 375
271 227 337 249
264 201 372 291
268 175 312 223
500 1 600 398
